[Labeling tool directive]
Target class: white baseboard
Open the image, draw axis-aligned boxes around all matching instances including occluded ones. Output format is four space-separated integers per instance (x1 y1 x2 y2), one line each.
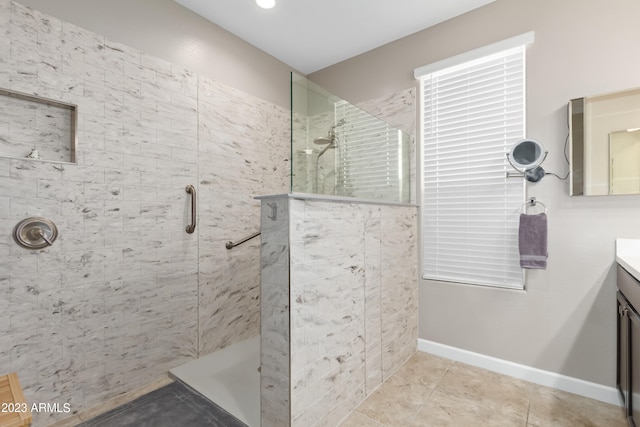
417 338 620 406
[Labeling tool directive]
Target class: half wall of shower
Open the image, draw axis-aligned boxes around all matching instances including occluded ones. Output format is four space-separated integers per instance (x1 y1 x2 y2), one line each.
291 73 411 203
259 74 418 426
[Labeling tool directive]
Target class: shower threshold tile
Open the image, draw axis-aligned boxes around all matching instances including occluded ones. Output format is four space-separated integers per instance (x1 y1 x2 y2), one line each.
77 381 248 427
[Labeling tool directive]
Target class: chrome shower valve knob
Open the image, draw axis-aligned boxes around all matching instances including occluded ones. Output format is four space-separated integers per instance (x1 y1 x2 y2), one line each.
13 217 58 249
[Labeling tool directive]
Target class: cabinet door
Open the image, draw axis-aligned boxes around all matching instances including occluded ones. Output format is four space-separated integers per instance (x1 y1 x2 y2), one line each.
618 292 630 413
630 305 640 426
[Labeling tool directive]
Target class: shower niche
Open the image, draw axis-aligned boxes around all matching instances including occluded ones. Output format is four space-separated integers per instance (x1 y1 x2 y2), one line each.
0 88 77 164
290 73 411 203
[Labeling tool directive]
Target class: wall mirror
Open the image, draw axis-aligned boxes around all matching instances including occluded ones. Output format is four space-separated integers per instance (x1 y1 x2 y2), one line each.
570 87 640 196
507 138 547 182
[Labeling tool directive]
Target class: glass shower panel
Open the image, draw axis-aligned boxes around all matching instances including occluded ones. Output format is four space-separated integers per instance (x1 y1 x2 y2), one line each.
291 72 410 203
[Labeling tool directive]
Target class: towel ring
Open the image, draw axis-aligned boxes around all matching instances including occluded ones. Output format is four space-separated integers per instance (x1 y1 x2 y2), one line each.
519 197 547 214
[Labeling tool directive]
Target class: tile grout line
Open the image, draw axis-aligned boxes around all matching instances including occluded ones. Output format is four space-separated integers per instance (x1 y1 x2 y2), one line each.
524 382 536 426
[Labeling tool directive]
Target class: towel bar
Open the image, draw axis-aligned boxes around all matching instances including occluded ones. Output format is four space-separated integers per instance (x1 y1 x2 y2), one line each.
519 197 547 213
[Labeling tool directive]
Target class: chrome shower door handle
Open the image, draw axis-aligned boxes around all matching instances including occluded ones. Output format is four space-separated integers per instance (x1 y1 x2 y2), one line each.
186 185 196 234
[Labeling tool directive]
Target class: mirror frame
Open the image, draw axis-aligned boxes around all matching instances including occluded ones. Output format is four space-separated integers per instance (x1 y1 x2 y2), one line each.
508 138 546 170
569 87 640 196
569 98 585 195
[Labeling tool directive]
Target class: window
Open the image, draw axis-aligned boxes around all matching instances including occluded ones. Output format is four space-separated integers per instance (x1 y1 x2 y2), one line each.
415 32 534 289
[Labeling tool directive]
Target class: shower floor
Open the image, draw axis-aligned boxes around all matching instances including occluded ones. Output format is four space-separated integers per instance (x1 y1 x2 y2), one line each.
169 335 260 427
77 381 247 427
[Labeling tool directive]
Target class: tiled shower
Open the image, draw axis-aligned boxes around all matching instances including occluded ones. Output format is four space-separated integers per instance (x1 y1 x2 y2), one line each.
0 1 419 426
0 1 287 425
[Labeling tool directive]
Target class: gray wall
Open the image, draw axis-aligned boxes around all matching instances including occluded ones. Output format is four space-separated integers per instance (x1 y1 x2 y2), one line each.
311 0 640 387
17 0 294 108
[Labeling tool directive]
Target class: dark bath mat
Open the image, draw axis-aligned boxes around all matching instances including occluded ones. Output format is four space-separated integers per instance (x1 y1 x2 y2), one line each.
77 381 249 427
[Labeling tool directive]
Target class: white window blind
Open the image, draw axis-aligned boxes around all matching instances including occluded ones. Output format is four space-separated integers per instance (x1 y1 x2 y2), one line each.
335 101 404 201
418 38 530 289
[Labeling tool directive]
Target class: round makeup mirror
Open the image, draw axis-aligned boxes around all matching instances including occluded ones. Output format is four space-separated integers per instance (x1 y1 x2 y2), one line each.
507 139 548 182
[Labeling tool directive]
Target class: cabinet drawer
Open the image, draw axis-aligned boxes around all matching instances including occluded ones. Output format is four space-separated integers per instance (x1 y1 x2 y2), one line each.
618 265 640 309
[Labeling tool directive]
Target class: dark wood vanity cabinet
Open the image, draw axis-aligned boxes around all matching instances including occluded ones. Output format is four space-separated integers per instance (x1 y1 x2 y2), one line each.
617 265 640 426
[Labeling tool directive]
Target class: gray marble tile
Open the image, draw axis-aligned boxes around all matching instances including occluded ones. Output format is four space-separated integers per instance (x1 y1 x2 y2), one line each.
259 196 291 426
277 197 417 426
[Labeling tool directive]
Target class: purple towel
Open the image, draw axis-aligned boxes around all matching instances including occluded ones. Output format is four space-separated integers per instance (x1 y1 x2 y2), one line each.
518 213 547 269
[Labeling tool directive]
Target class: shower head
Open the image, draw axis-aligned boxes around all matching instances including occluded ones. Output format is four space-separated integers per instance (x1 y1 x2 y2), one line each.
313 123 340 145
313 136 333 145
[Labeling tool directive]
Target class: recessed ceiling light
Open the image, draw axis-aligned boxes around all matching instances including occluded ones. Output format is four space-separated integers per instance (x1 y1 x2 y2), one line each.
256 0 275 9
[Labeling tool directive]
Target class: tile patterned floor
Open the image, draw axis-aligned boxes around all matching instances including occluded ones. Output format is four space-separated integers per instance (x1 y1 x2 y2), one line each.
340 352 628 427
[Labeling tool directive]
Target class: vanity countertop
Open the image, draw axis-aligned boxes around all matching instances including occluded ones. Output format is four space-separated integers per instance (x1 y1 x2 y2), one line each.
616 239 640 281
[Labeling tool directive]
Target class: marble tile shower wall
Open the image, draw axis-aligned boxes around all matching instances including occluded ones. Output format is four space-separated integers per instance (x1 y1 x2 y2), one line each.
0 1 288 425
291 111 334 195
291 111 311 193
260 196 291 427
197 77 289 354
310 112 337 196
289 198 418 427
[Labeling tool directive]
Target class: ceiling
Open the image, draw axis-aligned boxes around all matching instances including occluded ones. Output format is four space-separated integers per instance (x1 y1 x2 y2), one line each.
173 0 495 75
